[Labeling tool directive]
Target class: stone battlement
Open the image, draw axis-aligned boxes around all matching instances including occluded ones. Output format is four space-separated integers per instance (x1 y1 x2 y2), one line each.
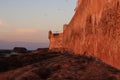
48 31 63 51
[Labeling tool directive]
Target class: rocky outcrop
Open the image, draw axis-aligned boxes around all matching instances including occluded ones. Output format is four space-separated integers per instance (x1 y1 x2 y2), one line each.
13 47 27 53
63 0 120 69
0 52 120 80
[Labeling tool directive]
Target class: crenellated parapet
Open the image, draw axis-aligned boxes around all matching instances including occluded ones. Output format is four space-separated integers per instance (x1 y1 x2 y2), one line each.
48 31 63 51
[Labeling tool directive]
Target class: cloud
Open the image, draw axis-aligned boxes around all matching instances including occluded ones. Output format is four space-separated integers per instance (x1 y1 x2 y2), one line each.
12 28 47 42
0 20 7 27
15 28 39 34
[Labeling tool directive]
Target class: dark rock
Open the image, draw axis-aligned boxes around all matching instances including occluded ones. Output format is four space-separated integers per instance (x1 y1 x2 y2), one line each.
13 47 27 53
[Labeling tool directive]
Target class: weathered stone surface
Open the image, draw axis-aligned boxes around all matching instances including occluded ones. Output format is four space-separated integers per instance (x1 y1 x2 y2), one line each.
63 0 120 69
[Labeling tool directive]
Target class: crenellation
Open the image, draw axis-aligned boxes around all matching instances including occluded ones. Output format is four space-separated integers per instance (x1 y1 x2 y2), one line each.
48 31 63 51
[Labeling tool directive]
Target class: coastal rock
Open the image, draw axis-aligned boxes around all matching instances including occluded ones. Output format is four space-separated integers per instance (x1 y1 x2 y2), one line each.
13 47 27 53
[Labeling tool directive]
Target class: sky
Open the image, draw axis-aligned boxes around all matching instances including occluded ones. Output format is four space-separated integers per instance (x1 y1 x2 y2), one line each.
0 0 76 49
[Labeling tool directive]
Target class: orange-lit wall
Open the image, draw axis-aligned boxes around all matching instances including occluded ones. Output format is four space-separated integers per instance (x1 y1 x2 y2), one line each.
63 0 120 69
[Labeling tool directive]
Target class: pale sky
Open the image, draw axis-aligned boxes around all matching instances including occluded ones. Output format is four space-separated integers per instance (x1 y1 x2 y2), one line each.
0 0 76 46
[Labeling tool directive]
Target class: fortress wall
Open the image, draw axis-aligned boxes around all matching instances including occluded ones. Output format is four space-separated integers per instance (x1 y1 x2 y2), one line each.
63 0 120 69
